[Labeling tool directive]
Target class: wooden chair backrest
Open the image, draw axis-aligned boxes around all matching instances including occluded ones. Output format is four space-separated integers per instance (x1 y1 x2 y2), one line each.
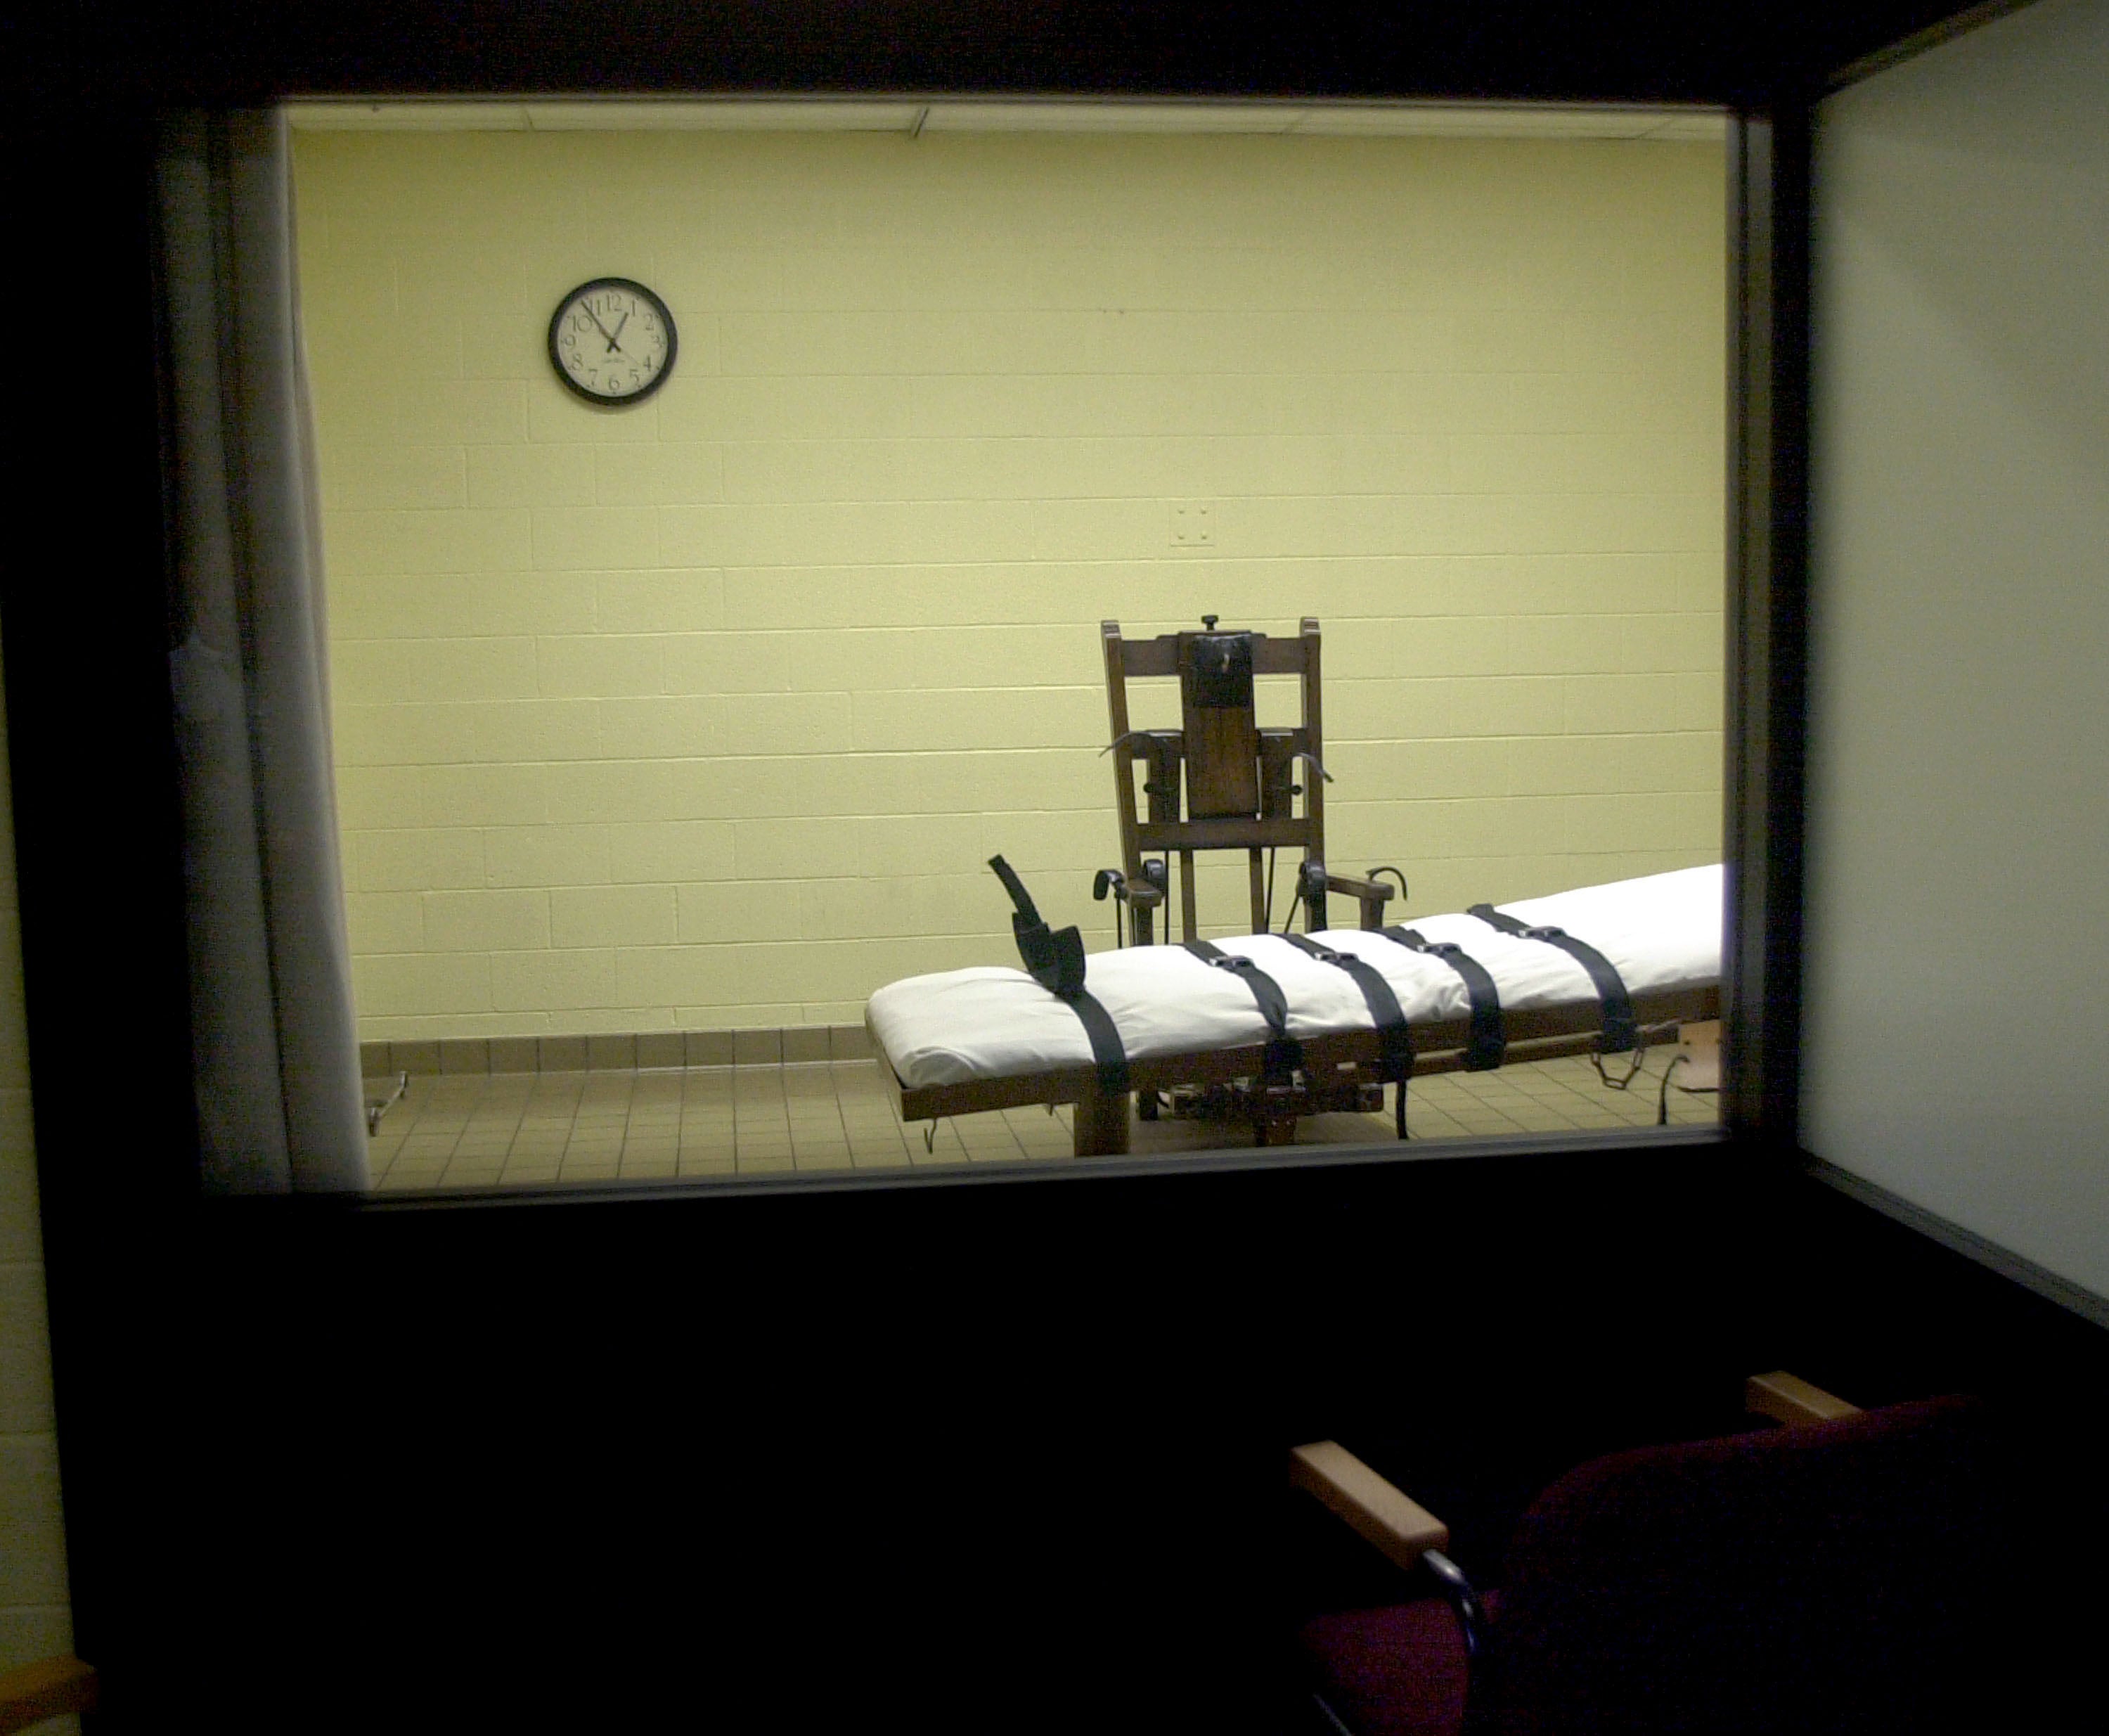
1102 617 1326 939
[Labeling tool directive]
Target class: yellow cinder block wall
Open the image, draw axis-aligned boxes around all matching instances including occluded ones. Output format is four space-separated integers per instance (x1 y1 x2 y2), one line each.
294 126 1726 1042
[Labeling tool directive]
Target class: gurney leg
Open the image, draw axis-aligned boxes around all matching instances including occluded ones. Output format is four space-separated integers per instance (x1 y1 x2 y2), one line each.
1073 1086 1132 1158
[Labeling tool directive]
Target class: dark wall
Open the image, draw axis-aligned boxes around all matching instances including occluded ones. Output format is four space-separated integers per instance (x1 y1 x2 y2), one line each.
103 1142 2109 1730
21 2 2004 108
7 4 2101 1731
129 1139 1776 1730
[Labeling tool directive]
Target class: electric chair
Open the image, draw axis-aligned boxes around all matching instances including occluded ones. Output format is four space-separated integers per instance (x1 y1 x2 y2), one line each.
1096 615 1398 944
1094 615 1404 1136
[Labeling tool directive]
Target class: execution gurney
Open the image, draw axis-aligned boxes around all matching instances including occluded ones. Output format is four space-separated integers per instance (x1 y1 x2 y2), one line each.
866 863 1722 1158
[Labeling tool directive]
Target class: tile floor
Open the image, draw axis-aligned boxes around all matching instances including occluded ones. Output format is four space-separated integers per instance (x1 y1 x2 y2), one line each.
364 1047 1719 1192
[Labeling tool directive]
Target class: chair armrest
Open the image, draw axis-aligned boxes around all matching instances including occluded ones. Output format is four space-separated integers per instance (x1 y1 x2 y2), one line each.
0 1657 97 1735
1318 873 1393 902
1745 1370 1861 1426
1290 1440 1450 1574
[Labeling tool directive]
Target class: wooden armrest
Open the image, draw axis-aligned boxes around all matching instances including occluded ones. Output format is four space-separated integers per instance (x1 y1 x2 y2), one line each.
1321 873 1394 901
1116 882 1163 907
1745 1370 1862 1426
1290 1441 1449 1574
0 1657 97 1735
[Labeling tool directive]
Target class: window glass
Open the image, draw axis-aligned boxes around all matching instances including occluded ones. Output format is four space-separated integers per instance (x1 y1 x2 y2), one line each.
292 103 1728 1190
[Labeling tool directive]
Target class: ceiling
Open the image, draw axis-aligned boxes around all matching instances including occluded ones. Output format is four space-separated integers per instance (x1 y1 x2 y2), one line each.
285 97 1727 142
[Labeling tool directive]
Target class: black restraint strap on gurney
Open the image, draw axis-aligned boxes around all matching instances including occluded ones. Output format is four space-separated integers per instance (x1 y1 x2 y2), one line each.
1466 903 1639 1060
1384 927 1507 1073
1279 933 1414 1139
988 856 1130 1095
1182 940 1303 1087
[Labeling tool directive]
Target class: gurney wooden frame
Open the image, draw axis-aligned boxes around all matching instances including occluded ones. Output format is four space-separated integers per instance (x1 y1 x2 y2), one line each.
868 985 1720 1158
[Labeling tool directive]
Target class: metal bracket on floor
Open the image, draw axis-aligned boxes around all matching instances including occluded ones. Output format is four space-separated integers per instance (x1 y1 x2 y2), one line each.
366 1071 410 1136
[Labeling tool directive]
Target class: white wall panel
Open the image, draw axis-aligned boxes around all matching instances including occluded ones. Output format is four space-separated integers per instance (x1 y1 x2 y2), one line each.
1806 0 2109 1302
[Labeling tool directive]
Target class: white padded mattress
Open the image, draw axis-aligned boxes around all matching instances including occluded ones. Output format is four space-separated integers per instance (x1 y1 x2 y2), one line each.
868 865 1722 1090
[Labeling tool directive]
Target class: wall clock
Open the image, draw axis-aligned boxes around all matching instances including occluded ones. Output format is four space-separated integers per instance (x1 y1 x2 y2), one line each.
547 278 677 406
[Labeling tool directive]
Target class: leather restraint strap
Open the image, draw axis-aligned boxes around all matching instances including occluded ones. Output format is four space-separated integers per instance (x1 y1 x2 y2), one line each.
988 856 1130 1095
1466 905 1638 1055
1384 928 1505 1072
1183 940 1302 1084
1280 934 1414 1139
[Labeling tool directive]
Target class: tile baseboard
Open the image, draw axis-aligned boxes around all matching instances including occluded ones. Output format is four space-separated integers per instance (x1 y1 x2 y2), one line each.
361 1024 871 1078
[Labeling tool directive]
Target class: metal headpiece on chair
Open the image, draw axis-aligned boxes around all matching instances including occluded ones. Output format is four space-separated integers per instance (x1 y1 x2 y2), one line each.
1188 630 1254 709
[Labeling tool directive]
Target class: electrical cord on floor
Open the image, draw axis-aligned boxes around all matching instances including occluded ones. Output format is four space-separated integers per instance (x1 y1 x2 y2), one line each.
1658 1050 1692 1125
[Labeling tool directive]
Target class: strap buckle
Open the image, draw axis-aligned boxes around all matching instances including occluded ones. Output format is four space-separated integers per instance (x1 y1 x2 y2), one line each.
1592 1039 1648 1090
1523 924 1567 941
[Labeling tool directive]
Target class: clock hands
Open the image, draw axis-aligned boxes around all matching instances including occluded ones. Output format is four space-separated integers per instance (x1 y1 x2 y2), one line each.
609 309 631 352
580 304 625 356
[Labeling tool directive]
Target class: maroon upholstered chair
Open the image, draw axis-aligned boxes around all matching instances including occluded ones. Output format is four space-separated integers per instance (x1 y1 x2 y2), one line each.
1291 1375 2008 1736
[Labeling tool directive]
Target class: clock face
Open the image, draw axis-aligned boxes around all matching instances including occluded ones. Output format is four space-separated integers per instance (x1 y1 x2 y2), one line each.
548 278 677 406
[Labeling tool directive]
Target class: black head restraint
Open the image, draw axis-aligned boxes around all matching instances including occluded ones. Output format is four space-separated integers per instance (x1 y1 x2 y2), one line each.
990 854 1087 998
988 856 1129 1097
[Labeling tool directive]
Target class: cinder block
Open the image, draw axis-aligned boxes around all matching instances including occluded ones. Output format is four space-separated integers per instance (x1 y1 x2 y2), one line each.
394 378 529 445
490 948 617 1012
598 695 729 761
595 442 723 506
353 953 493 1017
661 631 792 695
535 634 665 700
346 892 424 953
551 885 678 948
531 505 661 572
328 507 533 577
328 444 469 510
341 762 547 830
468 444 597 509
605 820 737 885
1620 612 1723 674
595 570 727 633
482 823 611 888
359 827 485 894
423 888 550 952
1508 616 1629 677
333 636 539 706
722 693 850 757
1562 673 1686 736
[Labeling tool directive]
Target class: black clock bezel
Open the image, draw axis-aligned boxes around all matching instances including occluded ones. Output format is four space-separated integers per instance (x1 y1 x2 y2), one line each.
548 276 678 407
